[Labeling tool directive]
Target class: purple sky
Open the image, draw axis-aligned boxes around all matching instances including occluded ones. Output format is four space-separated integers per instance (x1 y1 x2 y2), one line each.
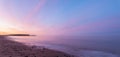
0 0 120 36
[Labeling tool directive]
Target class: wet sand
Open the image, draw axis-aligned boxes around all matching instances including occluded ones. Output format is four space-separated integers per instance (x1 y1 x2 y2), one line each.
0 36 74 57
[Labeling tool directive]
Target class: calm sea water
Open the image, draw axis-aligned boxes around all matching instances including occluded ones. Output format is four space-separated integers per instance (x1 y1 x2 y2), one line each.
9 36 120 57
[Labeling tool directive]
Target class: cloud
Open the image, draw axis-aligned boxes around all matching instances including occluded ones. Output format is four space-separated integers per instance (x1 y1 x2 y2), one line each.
58 16 120 35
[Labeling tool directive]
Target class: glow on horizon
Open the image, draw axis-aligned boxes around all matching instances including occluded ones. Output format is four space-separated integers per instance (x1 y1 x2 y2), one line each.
0 17 28 35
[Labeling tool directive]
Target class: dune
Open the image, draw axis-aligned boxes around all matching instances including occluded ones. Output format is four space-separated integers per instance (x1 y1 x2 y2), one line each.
0 36 74 57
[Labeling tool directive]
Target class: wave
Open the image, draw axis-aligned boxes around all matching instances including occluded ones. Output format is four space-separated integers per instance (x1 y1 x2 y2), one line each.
31 43 120 57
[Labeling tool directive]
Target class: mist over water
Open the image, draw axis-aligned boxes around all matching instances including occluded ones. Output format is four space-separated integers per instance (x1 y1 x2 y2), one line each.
10 36 120 57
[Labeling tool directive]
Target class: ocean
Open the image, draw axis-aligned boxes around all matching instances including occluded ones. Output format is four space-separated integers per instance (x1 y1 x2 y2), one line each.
9 36 120 57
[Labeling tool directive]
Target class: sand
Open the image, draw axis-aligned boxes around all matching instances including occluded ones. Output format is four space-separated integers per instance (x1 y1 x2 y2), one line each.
0 36 74 57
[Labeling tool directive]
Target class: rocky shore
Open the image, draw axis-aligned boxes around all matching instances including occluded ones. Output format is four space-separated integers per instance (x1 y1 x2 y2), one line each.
0 36 74 57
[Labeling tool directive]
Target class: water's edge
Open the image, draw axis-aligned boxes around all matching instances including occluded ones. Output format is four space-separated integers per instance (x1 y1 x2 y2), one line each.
26 43 120 57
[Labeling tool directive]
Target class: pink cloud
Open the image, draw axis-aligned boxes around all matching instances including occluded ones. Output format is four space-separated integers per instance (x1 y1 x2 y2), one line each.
58 17 120 35
24 0 46 20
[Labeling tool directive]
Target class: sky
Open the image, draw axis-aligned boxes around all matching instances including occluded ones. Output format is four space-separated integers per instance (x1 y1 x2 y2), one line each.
0 0 120 36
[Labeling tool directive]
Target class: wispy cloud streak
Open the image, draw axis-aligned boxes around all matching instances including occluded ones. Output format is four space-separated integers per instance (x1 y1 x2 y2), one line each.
58 16 120 35
24 0 46 20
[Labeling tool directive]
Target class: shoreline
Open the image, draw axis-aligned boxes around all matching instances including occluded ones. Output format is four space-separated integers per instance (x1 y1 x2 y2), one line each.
30 43 120 57
3 36 120 57
0 36 74 57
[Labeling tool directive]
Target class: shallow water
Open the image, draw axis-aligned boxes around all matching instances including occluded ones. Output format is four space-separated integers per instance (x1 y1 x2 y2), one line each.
9 36 120 57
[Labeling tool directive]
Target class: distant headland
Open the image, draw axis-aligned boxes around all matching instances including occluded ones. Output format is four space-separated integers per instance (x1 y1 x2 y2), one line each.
0 34 36 36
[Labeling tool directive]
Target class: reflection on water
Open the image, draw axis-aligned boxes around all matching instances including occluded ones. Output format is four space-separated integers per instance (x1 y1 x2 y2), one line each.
9 36 120 57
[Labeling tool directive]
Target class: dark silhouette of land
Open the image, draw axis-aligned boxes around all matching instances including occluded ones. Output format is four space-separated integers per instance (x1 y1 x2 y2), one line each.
1 34 35 36
0 35 74 57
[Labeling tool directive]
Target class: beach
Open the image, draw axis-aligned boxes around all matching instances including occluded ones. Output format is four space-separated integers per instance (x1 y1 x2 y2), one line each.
0 36 74 57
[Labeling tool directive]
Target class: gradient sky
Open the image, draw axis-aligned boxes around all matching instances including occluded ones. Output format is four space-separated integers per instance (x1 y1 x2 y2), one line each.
0 0 120 36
